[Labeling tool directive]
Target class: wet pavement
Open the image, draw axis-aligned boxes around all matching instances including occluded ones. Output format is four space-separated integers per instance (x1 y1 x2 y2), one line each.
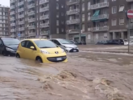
0 50 133 100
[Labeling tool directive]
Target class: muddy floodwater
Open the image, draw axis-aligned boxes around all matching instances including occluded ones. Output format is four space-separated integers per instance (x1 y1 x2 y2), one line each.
0 52 133 100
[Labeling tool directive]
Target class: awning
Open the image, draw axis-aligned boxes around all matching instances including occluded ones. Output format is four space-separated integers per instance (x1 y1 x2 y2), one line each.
92 10 100 17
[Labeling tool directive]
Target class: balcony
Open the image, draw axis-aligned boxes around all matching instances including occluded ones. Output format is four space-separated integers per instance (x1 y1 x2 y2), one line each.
28 25 36 29
10 11 15 15
91 26 109 32
126 0 133 2
18 8 24 12
40 31 49 35
11 5 15 10
11 29 15 32
91 14 109 21
40 22 49 28
19 27 25 31
39 0 49 4
18 14 24 18
67 0 79 5
18 1 24 6
40 6 49 12
67 9 79 15
28 11 35 16
28 18 36 22
28 32 36 37
91 2 109 10
10 17 15 21
18 21 24 25
67 19 80 25
67 29 79 34
28 4 35 9
11 0 16 3
11 23 15 26
40 15 49 20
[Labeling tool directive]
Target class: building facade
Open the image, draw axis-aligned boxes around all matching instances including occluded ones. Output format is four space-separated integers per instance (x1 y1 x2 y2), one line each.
0 5 10 36
10 0 66 38
66 0 133 44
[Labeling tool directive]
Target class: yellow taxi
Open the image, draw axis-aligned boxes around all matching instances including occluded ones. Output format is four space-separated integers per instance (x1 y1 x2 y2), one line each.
16 39 67 63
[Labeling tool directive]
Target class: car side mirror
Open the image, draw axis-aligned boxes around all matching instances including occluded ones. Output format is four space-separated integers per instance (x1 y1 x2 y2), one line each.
30 46 35 50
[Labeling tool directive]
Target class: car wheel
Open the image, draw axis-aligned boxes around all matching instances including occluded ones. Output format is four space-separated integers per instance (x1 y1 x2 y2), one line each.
2 51 8 56
36 57 43 63
16 53 20 58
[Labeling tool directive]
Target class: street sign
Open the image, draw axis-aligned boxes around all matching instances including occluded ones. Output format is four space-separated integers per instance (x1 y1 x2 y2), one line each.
127 10 133 19
17 33 21 38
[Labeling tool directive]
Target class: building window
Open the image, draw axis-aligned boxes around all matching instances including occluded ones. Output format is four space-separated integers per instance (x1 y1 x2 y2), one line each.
88 2 90 10
112 6 117 14
82 14 85 21
82 3 85 11
112 19 117 26
56 20 59 26
57 28 59 34
88 12 90 21
131 4 133 10
56 3 59 9
82 24 85 31
119 5 124 12
62 29 64 32
119 18 124 25
56 14 59 18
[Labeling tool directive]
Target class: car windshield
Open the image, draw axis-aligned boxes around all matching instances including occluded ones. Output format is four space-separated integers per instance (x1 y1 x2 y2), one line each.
58 39 73 44
34 40 57 48
2 38 20 46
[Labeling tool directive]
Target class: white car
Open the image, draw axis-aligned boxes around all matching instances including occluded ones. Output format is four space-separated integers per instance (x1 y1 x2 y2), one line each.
51 39 79 52
124 40 133 45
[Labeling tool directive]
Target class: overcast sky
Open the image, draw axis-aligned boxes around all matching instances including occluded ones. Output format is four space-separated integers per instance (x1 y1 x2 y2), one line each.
0 0 10 7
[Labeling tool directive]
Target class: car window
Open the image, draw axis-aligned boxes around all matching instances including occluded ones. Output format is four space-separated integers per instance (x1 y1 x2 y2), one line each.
2 38 20 46
52 40 60 45
25 41 35 49
21 41 26 47
0 40 3 46
57 39 73 44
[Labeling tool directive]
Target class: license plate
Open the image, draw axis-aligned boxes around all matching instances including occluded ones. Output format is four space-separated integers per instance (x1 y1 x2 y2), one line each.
57 58 62 61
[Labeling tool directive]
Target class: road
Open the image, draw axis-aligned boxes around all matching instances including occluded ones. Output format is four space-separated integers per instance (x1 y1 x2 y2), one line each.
0 48 133 100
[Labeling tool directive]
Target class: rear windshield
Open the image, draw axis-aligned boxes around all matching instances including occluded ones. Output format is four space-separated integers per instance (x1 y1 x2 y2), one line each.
2 38 20 46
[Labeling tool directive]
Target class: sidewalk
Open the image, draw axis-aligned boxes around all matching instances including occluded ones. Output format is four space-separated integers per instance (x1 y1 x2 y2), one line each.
78 45 133 53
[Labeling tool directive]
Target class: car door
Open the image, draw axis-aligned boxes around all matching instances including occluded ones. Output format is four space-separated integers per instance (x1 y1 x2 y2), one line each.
19 41 27 58
0 39 4 54
24 41 37 60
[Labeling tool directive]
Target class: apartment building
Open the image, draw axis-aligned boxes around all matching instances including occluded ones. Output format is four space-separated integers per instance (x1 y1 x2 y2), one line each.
0 5 10 36
10 0 66 38
66 0 133 44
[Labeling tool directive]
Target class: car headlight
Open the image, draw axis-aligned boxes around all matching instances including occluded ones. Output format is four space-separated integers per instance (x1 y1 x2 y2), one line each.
62 49 65 53
6 47 15 52
40 50 50 54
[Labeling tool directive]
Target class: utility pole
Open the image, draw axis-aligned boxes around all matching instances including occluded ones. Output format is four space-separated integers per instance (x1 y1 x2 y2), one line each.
79 0 82 44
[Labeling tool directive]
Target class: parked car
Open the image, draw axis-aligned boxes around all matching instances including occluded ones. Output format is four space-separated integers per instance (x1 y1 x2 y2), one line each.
16 39 67 63
124 40 133 45
51 38 79 52
105 39 125 45
70 40 79 45
0 37 20 56
97 40 108 45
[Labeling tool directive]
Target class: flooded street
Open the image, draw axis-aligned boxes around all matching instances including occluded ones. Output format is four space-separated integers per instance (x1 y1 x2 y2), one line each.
0 51 133 100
